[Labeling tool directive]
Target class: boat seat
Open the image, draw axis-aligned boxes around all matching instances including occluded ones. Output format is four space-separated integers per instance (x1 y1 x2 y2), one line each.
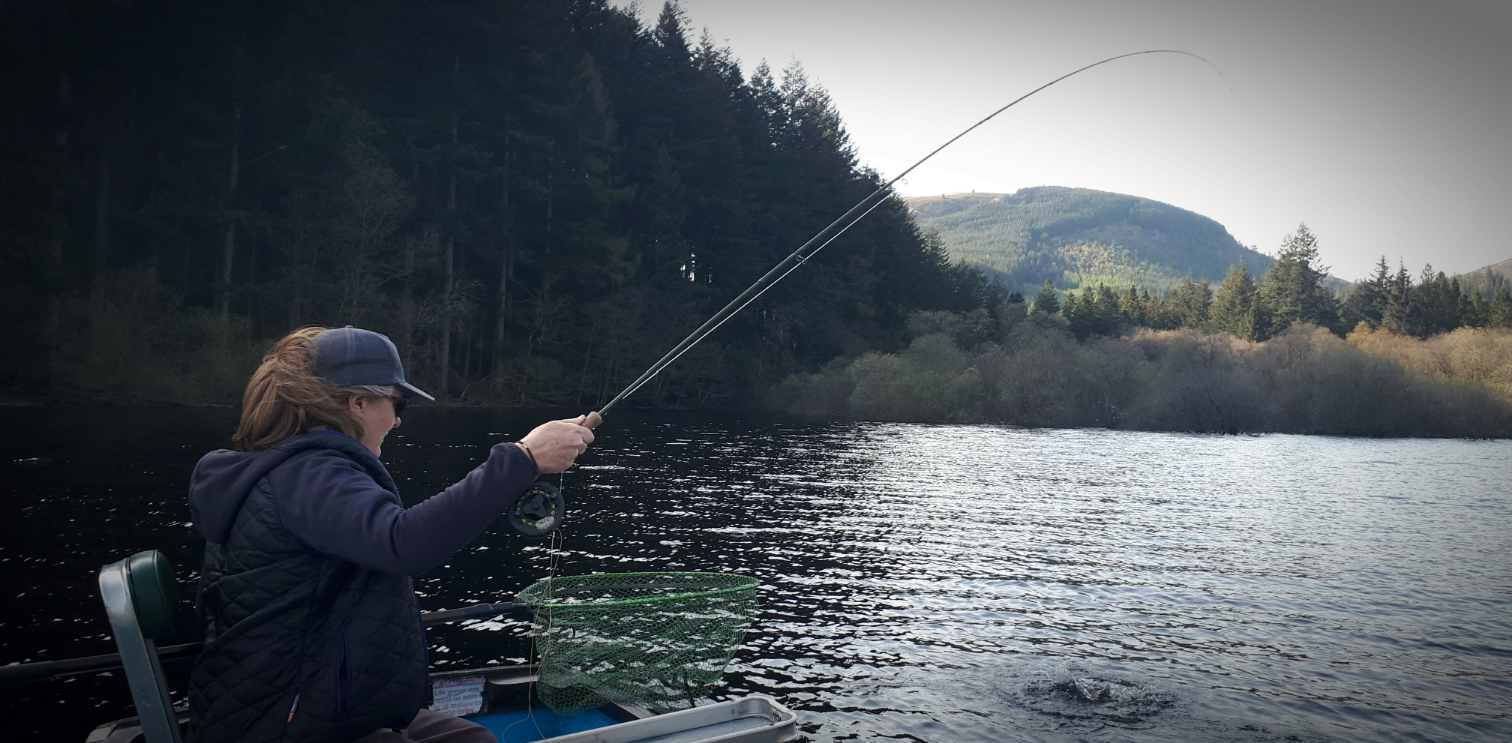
99 550 184 743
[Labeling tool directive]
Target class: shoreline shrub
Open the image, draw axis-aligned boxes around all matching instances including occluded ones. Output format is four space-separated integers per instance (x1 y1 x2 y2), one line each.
769 311 1512 438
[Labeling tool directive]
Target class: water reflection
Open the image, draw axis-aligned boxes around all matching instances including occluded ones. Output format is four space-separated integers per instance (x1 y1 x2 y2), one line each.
3 409 1511 742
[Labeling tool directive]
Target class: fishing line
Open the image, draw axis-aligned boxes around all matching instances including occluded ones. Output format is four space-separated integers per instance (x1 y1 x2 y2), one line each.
584 49 1223 428
504 470 567 741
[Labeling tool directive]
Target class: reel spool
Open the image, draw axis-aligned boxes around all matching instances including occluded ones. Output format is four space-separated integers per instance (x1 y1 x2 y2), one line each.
509 481 565 538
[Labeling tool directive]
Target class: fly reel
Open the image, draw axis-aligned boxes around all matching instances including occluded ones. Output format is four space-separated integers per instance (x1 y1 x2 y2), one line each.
509 481 565 538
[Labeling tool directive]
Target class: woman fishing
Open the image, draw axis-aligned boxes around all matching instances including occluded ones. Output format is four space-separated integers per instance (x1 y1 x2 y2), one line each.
185 325 594 743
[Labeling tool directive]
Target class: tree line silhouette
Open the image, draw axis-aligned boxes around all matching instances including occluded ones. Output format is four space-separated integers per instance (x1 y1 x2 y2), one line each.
0 0 995 404
1028 224 1512 342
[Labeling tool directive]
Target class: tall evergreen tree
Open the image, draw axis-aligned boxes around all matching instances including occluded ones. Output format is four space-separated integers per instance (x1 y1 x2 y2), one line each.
1447 276 1468 331
1343 255 1391 329
1032 279 1061 315
1141 289 1176 330
1491 287 1512 329
1211 262 1260 340
1062 292 1087 337
1382 261 1415 335
1091 284 1122 335
1412 264 1445 336
1460 281 1487 328
1257 223 1337 333
1432 271 1461 334
1169 274 1212 328
1119 285 1145 327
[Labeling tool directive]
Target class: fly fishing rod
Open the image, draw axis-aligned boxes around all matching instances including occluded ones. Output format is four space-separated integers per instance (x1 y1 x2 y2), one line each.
580 49 1221 430
0 603 534 687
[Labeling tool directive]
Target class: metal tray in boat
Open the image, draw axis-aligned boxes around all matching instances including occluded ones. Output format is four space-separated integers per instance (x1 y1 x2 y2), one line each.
539 695 797 743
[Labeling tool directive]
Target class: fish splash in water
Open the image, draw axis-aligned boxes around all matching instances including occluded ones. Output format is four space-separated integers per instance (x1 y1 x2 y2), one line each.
1018 665 1180 726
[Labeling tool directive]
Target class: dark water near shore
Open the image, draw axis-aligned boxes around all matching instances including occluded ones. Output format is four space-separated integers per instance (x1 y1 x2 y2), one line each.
4 408 1511 742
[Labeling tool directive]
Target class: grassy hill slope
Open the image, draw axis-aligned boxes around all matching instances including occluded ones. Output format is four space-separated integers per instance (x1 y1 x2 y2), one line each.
906 187 1272 296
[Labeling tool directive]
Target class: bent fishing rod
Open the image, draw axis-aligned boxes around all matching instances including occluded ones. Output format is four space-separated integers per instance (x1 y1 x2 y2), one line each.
579 49 1222 430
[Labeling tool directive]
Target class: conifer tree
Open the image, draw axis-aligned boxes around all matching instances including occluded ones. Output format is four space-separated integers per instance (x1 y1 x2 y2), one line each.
1119 285 1145 327
1437 272 1462 333
1343 256 1391 329
1462 285 1487 328
1211 262 1259 340
1169 274 1212 328
1032 279 1061 315
1062 292 1087 338
1091 284 1121 336
1491 287 1512 329
1141 289 1176 330
1257 223 1338 332
1382 261 1415 335
1412 264 1445 336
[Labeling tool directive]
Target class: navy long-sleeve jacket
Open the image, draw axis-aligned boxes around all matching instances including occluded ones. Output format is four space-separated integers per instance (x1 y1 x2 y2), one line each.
184 430 537 743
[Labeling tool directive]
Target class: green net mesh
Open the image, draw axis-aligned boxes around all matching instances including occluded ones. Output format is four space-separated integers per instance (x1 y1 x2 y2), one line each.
514 572 760 713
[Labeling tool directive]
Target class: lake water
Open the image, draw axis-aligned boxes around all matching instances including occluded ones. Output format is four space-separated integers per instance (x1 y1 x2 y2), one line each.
3 408 1511 742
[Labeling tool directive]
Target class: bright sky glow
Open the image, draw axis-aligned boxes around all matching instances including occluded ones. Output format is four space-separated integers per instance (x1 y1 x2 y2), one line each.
621 0 1512 280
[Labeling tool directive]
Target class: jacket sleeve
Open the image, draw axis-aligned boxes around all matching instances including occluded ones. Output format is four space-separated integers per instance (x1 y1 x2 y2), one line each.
273 443 539 575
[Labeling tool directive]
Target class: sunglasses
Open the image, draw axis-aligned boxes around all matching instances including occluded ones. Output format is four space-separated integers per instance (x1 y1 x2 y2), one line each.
388 395 408 416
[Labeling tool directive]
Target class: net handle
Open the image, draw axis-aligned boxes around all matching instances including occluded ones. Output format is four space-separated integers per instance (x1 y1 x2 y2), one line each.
518 572 760 613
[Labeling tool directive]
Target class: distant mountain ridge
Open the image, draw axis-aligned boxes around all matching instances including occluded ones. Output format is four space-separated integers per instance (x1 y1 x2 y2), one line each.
906 187 1273 296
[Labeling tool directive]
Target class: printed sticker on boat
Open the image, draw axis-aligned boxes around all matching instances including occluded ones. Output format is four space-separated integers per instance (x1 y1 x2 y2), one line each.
430 676 486 717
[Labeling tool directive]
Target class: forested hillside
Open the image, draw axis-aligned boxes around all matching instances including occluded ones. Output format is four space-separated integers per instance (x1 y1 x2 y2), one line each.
0 0 995 405
907 187 1272 296
1473 257 1512 279
1458 257 1512 301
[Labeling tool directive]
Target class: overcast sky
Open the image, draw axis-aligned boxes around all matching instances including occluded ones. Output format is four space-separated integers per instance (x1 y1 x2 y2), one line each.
620 0 1511 280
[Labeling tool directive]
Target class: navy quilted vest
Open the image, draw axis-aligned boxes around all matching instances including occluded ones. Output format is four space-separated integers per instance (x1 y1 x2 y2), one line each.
187 434 427 743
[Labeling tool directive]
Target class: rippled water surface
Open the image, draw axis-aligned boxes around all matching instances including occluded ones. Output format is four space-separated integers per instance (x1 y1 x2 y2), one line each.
4 408 1511 742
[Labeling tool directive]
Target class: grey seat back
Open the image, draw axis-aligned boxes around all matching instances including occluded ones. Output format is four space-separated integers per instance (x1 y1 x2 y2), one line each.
99 550 183 743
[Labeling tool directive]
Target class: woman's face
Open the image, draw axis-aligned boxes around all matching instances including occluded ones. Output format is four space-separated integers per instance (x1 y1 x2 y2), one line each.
348 394 402 457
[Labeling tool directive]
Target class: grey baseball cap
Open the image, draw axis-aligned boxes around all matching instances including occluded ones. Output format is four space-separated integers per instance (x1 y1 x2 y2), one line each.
311 326 435 401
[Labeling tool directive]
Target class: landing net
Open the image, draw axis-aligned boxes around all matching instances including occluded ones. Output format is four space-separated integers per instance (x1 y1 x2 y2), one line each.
514 572 760 713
